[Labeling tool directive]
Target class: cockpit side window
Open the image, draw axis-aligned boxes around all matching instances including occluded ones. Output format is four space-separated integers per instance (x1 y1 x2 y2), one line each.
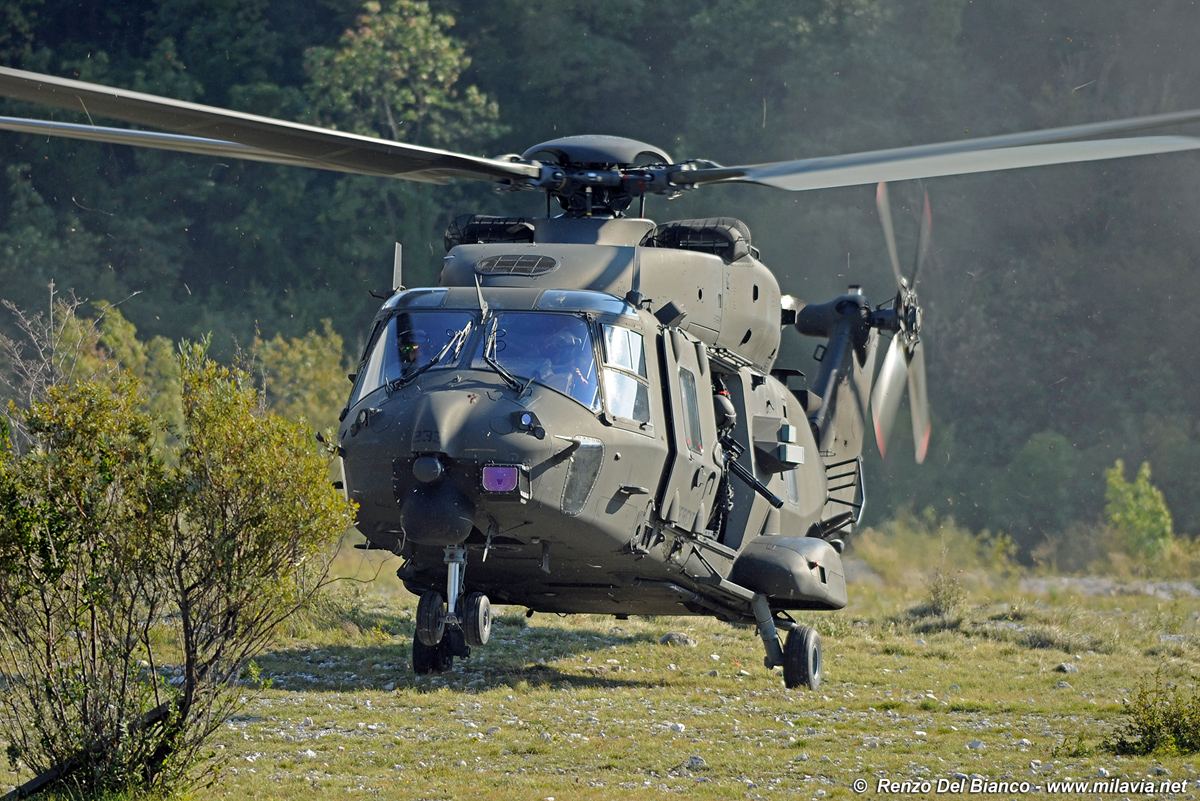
349 310 474 407
472 312 600 410
601 324 650 423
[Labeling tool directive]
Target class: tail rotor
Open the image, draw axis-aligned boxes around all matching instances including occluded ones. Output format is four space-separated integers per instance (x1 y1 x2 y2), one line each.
869 182 932 464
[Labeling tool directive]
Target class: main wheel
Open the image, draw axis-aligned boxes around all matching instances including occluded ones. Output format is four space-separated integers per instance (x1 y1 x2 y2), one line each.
416 590 445 647
783 625 822 690
462 592 492 647
412 633 452 674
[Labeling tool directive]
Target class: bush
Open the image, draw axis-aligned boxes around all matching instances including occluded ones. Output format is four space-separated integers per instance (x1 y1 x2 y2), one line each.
1105 459 1173 558
0 314 354 795
1106 671 1200 756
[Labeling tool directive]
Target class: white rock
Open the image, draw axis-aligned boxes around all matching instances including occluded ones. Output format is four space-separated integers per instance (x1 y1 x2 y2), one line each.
301 717 313 728
486 726 501 735
1098 767 1110 778
967 740 985 750
710 653 721 661
914 731 927 737
660 632 697 647
1016 738 1032 747
302 749 318 758
670 722 686 733
382 682 395 691
1055 663 1079 674
1055 681 1073 689
686 755 706 770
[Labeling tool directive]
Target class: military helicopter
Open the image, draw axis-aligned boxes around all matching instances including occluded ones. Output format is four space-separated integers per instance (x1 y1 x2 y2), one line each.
3 66 1200 689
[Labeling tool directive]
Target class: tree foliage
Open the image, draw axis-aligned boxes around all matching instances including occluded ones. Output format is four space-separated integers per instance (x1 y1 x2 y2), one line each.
3 0 1200 556
0 306 354 795
306 0 500 148
1105 459 1174 558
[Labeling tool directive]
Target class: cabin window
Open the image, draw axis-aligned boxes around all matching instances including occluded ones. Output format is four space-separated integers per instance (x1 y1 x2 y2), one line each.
678 366 703 454
471 312 601 410
350 310 474 407
601 325 650 423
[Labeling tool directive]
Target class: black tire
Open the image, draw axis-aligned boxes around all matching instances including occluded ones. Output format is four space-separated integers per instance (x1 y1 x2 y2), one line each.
783 625 822 690
412 633 452 674
462 592 492 647
416 590 445 647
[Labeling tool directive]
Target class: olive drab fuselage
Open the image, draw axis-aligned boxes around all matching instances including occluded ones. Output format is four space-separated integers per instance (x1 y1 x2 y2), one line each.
6 68 1193 688
338 215 861 623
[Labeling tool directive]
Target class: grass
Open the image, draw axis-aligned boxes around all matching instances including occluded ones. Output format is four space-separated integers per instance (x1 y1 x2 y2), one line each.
4 534 1199 800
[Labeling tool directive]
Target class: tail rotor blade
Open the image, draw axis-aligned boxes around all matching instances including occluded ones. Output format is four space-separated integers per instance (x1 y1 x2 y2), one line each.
911 185 932 288
870 335 908 458
907 342 932 464
875 182 906 291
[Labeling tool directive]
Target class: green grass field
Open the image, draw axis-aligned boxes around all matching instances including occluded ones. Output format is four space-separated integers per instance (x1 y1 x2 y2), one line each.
6 530 1199 800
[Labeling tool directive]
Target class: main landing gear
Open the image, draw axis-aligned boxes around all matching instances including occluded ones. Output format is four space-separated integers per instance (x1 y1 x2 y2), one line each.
411 545 493 675
752 594 822 690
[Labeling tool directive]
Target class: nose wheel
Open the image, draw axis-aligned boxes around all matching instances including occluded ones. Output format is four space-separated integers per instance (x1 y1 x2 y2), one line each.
410 545 492 674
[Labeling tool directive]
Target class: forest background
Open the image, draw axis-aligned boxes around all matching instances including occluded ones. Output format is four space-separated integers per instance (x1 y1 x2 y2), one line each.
1 0 1198 566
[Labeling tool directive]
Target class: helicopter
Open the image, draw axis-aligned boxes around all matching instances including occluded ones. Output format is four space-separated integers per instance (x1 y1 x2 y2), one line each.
2 66 1200 690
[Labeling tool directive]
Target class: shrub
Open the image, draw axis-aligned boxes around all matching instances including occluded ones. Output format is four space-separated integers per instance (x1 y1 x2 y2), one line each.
1105 459 1173 558
1106 671 1200 756
0 316 354 795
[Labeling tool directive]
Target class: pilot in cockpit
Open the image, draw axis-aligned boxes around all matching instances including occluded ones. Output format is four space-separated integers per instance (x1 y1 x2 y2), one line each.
533 318 595 403
397 328 425 375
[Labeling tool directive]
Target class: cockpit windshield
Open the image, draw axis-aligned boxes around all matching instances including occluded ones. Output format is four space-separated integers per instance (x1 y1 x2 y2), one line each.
350 310 474 406
473 312 600 410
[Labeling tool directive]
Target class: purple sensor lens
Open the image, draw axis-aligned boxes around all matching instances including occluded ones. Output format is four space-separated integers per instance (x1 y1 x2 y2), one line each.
482 466 519 493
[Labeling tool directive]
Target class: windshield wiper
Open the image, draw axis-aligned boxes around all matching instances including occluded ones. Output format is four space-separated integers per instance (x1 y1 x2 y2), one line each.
481 317 524 392
390 321 472 390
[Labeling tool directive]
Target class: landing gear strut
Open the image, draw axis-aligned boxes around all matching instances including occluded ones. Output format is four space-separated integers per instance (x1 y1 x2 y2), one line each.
410 545 491 674
750 594 822 690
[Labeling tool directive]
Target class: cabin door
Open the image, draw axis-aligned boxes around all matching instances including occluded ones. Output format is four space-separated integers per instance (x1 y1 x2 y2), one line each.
656 328 721 535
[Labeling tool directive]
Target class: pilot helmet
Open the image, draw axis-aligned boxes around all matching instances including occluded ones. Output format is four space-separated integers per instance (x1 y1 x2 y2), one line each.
545 328 582 366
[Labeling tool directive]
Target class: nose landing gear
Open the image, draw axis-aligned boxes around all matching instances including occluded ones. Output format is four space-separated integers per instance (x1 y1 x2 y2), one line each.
410 545 492 675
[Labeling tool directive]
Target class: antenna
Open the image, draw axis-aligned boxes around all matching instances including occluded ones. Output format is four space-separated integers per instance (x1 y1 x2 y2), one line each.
392 243 403 292
474 272 489 319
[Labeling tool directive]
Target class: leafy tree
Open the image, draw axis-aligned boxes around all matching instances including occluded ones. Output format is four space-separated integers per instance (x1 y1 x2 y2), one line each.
254 319 351 434
984 431 1085 558
1105 459 1173 558
306 0 500 148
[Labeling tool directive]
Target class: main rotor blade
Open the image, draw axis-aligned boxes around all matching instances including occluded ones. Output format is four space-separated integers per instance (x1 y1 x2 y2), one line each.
875 182 905 291
911 187 932 289
870 335 908 459
0 66 539 184
907 343 931 465
699 135 1200 192
0 115 374 173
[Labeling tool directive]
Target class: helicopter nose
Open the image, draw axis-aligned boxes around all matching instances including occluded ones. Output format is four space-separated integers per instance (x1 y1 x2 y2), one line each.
398 478 475 546
412 454 445 483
